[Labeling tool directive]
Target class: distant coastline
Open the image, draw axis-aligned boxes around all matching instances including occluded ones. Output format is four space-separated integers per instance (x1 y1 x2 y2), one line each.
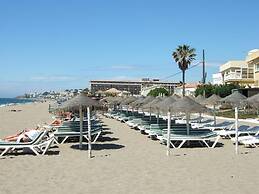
0 98 35 107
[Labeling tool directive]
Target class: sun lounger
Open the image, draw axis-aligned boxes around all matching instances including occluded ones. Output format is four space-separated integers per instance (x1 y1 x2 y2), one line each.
217 125 259 139
0 130 54 156
147 124 192 137
126 118 143 127
160 131 220 148
201 121 234 131
241 137 259 147
230 126 259 143
191 119 214 129
53 126 102 144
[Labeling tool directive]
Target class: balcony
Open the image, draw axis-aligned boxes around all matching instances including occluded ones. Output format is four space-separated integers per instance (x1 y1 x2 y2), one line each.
224 72 241 80
224 72 254 83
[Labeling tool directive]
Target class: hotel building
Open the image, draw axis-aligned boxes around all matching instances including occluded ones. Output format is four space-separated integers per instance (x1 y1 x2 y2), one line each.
90 78 179 95
220 60 254 86
247 49 259 86
213 49 259 87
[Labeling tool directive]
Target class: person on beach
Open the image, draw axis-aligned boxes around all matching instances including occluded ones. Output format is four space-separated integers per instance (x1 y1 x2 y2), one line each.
50 118 62 126
3 125 41 142
50 112 74 126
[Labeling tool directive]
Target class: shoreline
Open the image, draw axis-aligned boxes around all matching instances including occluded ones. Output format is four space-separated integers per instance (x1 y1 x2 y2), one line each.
0 102 53 137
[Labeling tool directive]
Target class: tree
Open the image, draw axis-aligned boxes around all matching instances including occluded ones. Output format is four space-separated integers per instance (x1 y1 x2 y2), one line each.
147 88 169 97
195 83 242 98
172 45 196 96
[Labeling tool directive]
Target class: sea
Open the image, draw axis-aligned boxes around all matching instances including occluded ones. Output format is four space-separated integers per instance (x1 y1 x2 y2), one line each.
0 98 34 107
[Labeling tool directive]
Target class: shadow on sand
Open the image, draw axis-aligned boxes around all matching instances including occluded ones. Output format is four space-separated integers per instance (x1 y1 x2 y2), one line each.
168 141 224 148
97 136 119 142
70 143 125 151
0 150 60 159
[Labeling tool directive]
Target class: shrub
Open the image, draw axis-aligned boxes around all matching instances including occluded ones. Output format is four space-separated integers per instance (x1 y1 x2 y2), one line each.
148 88 169 97
195 83 242 98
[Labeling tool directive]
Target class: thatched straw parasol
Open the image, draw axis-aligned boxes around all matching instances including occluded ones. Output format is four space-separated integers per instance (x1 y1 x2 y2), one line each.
203 94 222 125
61 93 100 158
165 96 208 156
129 96 145 108
221 91 247 155
136 96 155 108
220 91 247 107
104 88 121 95
195 94 205 103
155 96 177 112
141 96 164 123
245 93 259 109
120 96 137 106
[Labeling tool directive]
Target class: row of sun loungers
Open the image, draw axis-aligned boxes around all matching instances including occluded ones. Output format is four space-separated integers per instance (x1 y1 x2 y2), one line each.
105 110 221 149
105 109 259 148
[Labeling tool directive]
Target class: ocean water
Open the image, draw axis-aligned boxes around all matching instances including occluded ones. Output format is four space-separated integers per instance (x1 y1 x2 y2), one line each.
0 98 34 107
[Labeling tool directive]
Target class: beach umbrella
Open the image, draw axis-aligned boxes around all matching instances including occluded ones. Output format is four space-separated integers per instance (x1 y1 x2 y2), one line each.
142 96 164 110
102 96 124 109
119 96 137 113
155 96 178 154
245 93 259 109
137 96 155 108
142 96 164 123
166 96 208 156
129 96 145 108
155 96 177 112
195 95 206 121
104 88 122 95
203 94 222 126
220 91 247 107
133 96 155 117
95 90 105 96
120 96 137 106
221 91 247 155
169 96 208 133
61 93 100 158
195 94 205 103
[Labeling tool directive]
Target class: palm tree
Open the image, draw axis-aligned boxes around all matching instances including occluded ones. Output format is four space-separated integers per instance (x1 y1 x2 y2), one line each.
172 45 196 96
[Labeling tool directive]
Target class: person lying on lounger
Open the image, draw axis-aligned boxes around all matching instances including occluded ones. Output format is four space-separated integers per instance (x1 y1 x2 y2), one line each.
50 112 75 126
50 119 62 126
3 125 41 142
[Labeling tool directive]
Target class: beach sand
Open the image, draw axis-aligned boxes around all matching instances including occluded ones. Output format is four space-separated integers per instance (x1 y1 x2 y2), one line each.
1 103 259 194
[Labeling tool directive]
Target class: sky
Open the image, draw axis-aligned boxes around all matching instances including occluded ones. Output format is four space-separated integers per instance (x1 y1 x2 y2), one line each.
0 0 259 97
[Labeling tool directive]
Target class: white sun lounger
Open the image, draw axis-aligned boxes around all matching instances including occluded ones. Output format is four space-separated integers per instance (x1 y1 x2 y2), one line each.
53 127 102 144
240 137 259 147
160 132 220 149
218 125 259 139
0 130 54 156
230 127 259 144
201 122 234 131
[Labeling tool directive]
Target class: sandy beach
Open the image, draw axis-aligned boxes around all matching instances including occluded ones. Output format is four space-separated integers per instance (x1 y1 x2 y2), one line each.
1 103 259 194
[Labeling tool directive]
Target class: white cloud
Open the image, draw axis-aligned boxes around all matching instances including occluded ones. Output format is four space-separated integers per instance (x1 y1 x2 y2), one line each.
201 61 224 67
111 65 136 70
30 75 77 82
110 75 139 81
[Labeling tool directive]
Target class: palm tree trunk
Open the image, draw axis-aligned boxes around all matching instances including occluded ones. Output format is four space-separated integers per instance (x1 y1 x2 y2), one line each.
182 70 185 97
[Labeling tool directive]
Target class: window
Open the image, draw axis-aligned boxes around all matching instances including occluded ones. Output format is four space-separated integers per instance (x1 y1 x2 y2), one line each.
255 64 259 72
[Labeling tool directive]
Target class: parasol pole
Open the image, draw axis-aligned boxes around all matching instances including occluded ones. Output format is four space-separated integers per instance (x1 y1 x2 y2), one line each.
167 111 171 156
235 107 239 155
79 105 83 149
87 106 92 158
213 104 216 126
